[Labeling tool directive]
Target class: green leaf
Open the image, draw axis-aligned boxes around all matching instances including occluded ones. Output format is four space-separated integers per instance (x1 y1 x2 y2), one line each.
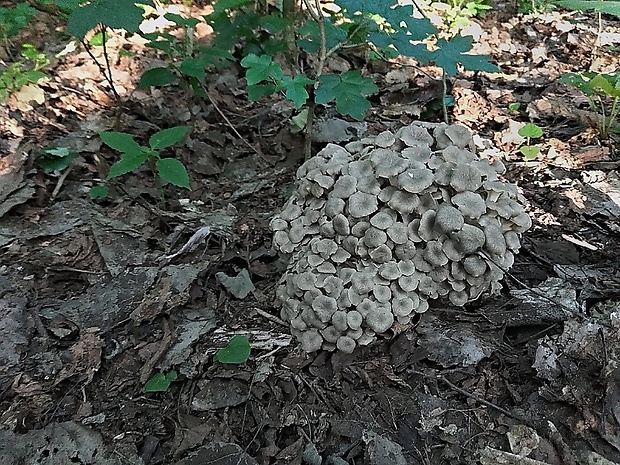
37 147 78 172
156 158 191 189
214 335 251 364
213 0 253 13
246 84 276 100
519 123 543 139
67 0 154 40
433 35 499 76
106 150 150 180
179 57 207 81
259 14 290 34
144 370 178 392
556 0 620 17
297 20 349 54
149 126 190 149
100 131 142 153
315 71 377 120
559 72 590 93
165 13 200 28
508 102 521 111
240 53 283 85
520 146 540 159
216 269 255 298
88 31 109 46
276 75 315 109
589 74 620 97
89 185 109 199
139 67 178 88
291 108 309 133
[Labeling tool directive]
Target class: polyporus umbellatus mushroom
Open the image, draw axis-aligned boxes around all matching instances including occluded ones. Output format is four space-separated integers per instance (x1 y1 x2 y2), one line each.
271 122 532 352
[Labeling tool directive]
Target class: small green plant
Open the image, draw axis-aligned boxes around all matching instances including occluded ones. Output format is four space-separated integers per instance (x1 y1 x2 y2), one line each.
35 146 78 172
559 71 620 138
508 102 521 113
218 0 498 123
0 44 49 102
0 2 36 41
517 0 555 14
92 126 191 199
214 335 251 364
431 0 492 34
518 122 543 159
138 13 233 95
144 370 178 392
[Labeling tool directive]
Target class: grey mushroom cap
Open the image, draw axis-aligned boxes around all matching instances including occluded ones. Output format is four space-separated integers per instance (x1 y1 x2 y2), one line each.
300 329 323 352
348 191 379 218
325 197 345 217
364 227 388 248
386 223 409 245
449 290 469 306
398 125 434 146
372 150 409 178
336 335 357 354
347 310 363 330
398 169 434 194
452 224 486 254
463 255 487 277
434 203 465 233
452 191 486 219
424 240 449 267
450 164 483 192
312 295 338 322
388 191 419 214
369 244 393 263
445 125 473 149
418 210 441 242
366 306 394 333
374 130 396 148
350 271 375 294
321 325 341 344
483 224 507 256
371 211 395 230
332 175 358 199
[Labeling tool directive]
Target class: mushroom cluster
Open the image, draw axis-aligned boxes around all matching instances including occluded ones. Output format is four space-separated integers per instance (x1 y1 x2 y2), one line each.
271 122 531 353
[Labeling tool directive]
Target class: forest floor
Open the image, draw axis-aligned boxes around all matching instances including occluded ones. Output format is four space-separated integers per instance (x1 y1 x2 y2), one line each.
1 2 620 464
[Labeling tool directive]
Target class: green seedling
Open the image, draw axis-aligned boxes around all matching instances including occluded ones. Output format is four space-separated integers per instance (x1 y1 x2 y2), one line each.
144 370 178 392
92 125 191 199
0 2 36 40
560 71 620 138
518 122 543 159
508 102 521 112
431 0 492 34
210 0 498 121
35 146 78 172
138 13 233 96
0 44 49 102
214 335 251 364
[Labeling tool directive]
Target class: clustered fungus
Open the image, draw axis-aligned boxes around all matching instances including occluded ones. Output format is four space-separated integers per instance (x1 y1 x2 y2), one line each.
271 122 532 353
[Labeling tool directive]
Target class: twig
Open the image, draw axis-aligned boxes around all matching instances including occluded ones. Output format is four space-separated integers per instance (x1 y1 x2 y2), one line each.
79 26 123 126
441 70 449 124
436 374 528 422
50 165 72 200
254 307 288 327
201 84 271 165
313 0 327 77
